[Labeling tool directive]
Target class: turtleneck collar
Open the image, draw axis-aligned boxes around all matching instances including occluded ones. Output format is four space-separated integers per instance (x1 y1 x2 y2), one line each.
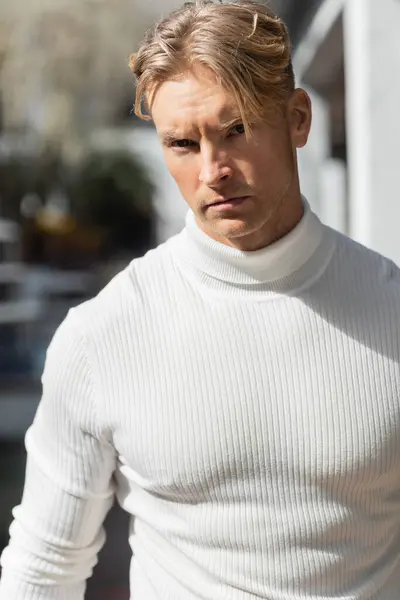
169 199 335 299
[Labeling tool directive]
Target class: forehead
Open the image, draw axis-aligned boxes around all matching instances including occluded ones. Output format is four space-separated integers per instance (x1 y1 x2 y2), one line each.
150 68 241 133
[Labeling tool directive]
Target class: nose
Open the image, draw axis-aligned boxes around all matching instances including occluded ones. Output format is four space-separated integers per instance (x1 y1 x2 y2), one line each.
199 146 233 187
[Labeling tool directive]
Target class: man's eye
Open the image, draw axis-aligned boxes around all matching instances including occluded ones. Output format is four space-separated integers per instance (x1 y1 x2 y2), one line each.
171 139 196 148
230 123 245 136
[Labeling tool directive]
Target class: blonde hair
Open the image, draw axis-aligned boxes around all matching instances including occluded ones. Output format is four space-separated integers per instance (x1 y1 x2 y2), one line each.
129 0 294 130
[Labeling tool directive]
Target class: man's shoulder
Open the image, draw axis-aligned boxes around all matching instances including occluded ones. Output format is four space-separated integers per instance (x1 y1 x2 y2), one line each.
329 227 400 301
71 237 177 334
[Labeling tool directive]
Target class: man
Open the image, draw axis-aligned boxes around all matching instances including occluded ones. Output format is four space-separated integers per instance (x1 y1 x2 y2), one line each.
1 1 400 598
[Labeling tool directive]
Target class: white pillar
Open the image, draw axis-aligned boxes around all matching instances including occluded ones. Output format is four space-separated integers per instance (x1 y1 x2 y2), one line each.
344 0 400 263
298 88 330 215
320 158 347 234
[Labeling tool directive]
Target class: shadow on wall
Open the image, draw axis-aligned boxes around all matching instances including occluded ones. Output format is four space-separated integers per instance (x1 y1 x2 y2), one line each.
85 503 131 600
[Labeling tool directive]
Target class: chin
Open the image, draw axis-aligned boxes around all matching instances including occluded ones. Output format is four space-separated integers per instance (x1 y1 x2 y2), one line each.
206 219 260 246
209 217 261 241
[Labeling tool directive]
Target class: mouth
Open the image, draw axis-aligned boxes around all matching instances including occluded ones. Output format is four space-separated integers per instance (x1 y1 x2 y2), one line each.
207 196 252 210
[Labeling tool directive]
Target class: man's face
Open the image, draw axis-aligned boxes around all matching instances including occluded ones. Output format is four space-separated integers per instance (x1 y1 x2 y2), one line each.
151 66 311 250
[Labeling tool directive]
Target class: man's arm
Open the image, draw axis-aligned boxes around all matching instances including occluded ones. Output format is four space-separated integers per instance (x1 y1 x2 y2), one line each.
0 309 117 599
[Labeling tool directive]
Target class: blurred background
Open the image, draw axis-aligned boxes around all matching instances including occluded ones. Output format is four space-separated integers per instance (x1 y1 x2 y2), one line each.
0 0 399 598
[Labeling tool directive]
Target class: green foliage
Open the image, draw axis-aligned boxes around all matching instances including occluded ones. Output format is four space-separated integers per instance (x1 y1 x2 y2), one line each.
0 145 155 255
70 148 155 252
0 158 34 220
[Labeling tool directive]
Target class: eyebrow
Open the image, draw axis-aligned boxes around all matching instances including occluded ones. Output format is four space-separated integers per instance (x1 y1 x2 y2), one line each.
160 131 182 145
160 116 242 145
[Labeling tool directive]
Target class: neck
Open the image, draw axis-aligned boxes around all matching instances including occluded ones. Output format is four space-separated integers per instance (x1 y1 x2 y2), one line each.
168 197 335 300
196 193 304 252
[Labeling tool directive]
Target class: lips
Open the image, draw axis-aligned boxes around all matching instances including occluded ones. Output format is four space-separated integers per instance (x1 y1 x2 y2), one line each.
209 195 250 207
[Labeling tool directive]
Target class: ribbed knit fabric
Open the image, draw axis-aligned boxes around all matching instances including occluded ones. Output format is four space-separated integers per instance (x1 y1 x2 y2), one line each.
1 202 400 600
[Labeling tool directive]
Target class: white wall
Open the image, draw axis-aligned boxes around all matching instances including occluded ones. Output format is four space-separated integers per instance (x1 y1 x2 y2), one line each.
344 0 400 264
295 0 400 264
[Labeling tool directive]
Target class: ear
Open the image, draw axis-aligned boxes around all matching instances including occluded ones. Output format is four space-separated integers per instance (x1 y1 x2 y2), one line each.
287 88 312 149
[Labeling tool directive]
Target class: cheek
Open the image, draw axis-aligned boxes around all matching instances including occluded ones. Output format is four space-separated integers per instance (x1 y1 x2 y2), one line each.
236 149 268 183
247 141 292 182
165 155 199 192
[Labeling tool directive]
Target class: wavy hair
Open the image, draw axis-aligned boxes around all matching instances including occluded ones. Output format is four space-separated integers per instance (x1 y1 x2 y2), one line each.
129 0 294 130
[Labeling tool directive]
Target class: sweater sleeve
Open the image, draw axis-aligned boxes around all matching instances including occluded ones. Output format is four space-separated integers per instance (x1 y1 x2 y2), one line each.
0 309 117 600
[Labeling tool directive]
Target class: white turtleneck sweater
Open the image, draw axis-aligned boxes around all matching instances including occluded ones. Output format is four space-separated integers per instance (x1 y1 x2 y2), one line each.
1 203 400 600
